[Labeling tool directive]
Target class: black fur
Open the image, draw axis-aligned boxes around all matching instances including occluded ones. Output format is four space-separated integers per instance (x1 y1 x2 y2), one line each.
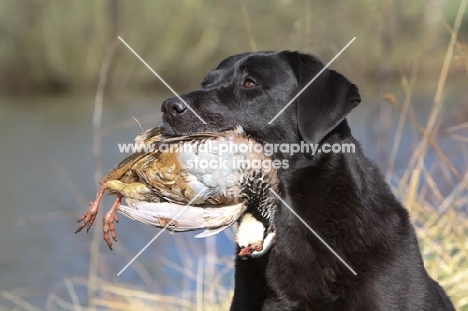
161 51 454 310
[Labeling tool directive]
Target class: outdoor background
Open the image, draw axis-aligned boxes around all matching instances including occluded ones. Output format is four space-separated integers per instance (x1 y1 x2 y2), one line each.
0 0 467 310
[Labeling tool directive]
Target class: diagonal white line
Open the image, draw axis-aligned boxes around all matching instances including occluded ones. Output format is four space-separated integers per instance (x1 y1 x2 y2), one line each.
118 36 207 125
268 37 356 124
117 191 204 276
269 189 357 275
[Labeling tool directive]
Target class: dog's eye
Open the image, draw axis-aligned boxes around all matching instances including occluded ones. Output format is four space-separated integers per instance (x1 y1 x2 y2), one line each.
242 78 257 88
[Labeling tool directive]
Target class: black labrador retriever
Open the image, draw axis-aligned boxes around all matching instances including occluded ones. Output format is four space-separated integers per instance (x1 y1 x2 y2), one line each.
161 51 454 310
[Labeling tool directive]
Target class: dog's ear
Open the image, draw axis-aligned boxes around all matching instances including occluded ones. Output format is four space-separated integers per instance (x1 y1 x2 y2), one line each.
285 52 361 144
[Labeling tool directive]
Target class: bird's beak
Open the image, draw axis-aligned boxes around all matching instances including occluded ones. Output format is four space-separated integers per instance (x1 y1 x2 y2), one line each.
238 242 264 257
238 246 252 257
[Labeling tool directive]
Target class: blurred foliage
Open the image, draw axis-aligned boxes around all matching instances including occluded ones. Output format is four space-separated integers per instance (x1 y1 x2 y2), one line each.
0 0 466 95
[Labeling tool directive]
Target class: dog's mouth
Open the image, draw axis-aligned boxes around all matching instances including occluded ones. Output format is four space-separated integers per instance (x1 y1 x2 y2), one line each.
161 120 197 137
162 116 239 137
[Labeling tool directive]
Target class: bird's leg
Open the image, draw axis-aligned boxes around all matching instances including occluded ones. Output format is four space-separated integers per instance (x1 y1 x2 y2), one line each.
103 194 122 250
75 184 107 234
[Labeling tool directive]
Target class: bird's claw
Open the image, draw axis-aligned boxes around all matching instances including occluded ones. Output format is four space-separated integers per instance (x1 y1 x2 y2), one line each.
102 196 122 250
103 211 119 250
75 201 99 234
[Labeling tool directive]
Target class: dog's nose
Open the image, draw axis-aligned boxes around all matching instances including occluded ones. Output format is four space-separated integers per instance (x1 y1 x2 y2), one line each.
161 97 187 115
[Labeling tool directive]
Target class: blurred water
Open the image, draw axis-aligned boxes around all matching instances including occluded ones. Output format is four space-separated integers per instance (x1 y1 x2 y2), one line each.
0 94 465 308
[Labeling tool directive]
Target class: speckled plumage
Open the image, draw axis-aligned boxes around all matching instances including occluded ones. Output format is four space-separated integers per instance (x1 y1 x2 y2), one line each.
76 126 278 250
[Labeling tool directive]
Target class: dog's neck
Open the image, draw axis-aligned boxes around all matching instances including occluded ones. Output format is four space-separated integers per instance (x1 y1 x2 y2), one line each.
322 119 352 141
274 119 355 173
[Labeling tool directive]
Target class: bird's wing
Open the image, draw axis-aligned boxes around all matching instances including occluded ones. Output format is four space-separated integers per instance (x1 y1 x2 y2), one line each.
99 127 166 184
131 131 249 205
118 198 246 233
193 226 231 238
103 125 249 204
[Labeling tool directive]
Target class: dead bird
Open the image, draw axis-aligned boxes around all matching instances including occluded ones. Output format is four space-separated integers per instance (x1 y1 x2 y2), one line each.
76 125 278 253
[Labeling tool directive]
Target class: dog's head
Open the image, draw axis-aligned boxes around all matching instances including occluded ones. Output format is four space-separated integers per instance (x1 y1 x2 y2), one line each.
162 51 360 147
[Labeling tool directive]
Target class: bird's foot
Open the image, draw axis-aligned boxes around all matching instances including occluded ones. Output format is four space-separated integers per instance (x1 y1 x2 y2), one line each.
75 202 99 233
75 184 107 234
103 195 122 250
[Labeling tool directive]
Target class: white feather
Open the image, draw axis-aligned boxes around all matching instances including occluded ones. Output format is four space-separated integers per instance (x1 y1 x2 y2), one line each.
248 231 276 258
235 213 265 248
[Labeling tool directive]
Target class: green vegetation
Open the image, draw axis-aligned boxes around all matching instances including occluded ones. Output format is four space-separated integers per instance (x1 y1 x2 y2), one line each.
0 0 466 94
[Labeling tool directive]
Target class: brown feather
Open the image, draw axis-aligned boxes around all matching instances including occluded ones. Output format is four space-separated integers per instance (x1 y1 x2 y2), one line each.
76 125 278 249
